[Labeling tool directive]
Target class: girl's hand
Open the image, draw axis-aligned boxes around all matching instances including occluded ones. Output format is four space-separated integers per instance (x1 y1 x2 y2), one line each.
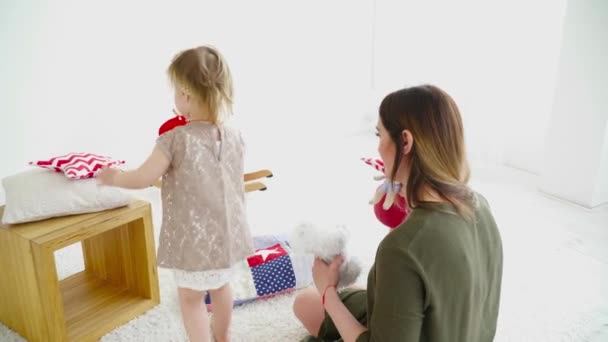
96 167 121 186
312 255 344 294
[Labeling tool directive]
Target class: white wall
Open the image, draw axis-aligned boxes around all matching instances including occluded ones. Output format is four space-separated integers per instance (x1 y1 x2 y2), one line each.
0 0 374 204
539 0 608 208
595 123 608 205
497 2 567 173
0 0 45 203
0 0 576 205
372 0 567 169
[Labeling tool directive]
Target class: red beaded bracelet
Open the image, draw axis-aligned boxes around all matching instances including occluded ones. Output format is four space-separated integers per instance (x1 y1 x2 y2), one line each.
322 285 336 306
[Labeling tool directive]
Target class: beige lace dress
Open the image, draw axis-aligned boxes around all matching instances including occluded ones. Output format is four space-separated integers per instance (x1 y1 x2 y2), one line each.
155 121 254 291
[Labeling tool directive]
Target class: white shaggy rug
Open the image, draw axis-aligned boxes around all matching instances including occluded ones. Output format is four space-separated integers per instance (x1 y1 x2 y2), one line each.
1 138 608 341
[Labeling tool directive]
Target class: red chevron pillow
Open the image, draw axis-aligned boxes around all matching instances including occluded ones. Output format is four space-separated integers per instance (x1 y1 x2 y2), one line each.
29 153 125 179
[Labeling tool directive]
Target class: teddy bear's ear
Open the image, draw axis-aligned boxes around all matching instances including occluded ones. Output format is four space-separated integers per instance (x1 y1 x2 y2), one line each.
292 223 305 233
290 222 315 251
333 224 350 240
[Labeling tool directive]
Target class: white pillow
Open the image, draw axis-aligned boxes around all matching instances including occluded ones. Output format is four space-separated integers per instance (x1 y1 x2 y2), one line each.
2 168 131 224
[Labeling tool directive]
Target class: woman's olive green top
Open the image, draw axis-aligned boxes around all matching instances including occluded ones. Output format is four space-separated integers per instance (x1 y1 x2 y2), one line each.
357 194 503 342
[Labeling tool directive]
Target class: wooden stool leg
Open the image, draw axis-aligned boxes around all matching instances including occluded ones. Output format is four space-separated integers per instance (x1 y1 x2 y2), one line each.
82 216 159 300
32 245 66 340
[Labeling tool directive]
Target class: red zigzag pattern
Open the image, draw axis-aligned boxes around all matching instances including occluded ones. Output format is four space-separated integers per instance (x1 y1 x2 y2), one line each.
361 157 385 173
30 152 125 179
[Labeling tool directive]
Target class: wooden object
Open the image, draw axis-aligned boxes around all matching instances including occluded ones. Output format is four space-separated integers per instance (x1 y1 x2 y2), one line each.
243 169 273 183
0 200 159 342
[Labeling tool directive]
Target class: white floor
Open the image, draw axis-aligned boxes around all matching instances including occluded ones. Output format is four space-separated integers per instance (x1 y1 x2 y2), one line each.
1 135 607 341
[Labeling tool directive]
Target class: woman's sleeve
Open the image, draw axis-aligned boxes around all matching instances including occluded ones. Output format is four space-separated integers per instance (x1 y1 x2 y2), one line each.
356 247 425 342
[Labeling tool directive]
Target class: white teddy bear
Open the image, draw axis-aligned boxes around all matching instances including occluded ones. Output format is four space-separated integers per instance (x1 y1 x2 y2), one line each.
289 222 362 289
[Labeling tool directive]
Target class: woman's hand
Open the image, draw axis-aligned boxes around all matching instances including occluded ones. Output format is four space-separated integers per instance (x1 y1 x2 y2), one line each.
312 255 344 294
96 167 121 186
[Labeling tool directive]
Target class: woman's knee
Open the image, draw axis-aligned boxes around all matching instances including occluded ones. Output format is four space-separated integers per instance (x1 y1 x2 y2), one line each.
293 288 316 317
293 287 325 336
293 291 307 319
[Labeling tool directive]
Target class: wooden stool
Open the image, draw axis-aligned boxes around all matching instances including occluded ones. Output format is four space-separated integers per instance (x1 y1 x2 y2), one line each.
0 200 160 342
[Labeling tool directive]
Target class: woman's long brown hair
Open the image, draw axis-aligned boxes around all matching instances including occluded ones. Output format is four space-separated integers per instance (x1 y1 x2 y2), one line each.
380 85 474 219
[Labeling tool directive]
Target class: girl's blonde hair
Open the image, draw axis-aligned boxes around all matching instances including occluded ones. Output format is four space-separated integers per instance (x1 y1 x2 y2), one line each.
380 85 475 220
167 45 233 124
